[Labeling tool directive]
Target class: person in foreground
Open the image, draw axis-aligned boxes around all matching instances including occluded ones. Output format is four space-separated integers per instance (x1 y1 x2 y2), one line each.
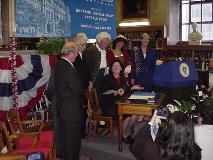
194 105 213 160
130 111 201 160
54 41 89 160
101 59 142 143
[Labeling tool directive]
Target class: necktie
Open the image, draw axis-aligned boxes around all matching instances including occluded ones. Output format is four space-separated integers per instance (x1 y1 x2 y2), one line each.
135 52 141 76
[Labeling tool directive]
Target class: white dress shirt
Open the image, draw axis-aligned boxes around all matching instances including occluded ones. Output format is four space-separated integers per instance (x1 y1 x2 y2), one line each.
79 52 83 59
96 43 107 69
61 57 74 68
194 125 213 160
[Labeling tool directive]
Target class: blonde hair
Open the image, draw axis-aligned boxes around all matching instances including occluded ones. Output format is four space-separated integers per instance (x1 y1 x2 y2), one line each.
142 33 150 39
96 32 111 43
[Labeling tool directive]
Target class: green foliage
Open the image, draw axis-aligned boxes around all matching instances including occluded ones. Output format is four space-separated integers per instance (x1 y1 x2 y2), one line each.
37 38 64 54
178 100 193 113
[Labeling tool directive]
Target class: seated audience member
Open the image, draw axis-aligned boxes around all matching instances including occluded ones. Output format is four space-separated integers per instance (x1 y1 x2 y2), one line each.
194 105 213 160
130 111 201 160
101 59 142 143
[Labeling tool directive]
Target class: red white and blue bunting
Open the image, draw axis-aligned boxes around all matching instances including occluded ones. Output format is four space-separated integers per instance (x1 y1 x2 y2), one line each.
0 52 55 119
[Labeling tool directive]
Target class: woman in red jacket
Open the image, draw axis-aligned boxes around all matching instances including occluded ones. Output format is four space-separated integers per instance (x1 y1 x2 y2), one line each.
107 35 131 85
107 35 130 67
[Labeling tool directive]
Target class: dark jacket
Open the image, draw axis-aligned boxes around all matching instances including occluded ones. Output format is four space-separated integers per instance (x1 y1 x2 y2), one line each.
130 47 156 91
84 45 101 84
101 74 130 119
130 123 201 160
54 58 84 121
73 53 91 89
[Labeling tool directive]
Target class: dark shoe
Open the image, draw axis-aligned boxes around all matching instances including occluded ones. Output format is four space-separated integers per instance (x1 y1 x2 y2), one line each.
122 135 134 144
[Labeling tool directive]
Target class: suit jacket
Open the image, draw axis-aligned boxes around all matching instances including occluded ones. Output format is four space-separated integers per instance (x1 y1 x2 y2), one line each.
130 47 156 91
84 45 101 83
130 124 201 160
54 58 84 122
73 53 91 89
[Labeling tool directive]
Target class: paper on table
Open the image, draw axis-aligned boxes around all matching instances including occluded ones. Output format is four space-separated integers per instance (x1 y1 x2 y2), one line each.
102 90 115 95
128 92 156 100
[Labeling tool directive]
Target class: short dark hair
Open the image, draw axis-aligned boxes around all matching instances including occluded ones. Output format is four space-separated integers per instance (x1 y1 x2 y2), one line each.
112 37 127 50
157 111 195 160
200 105 213 125
108 59 124 76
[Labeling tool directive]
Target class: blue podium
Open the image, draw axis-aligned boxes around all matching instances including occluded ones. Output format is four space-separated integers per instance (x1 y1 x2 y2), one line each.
153 60 198 101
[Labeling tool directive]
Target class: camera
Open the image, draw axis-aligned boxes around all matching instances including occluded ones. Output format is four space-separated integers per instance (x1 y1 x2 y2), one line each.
156 107 171 118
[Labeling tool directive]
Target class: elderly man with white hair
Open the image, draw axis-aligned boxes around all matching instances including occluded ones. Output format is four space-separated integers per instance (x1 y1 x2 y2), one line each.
84 32 111 99
72 33 93 138
54 41 86 160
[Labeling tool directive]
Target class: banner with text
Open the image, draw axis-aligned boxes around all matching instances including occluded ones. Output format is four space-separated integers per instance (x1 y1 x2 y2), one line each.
16 0 116 39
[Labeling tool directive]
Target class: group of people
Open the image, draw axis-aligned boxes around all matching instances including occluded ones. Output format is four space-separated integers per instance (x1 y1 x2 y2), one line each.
47 31 157 160
130 104 213 160
47 30 213 160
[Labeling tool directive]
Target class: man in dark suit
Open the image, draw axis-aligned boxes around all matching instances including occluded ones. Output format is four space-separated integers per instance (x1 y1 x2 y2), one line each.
73 33 92 138
54 41 84 160
84 32 111 100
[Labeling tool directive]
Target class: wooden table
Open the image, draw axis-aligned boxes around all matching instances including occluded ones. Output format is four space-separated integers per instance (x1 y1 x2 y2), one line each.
117 94 165 152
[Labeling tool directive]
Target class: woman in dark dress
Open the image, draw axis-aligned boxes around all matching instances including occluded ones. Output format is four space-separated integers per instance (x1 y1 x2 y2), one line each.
101 59 142 142
130 33 156 92
130 111 201 160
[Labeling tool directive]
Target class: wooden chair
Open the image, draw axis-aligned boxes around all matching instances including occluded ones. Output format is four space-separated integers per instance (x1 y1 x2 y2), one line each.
0 134 26 160
0 121 51 159
6 109 54 158
0 153 26 160
86 88 114 142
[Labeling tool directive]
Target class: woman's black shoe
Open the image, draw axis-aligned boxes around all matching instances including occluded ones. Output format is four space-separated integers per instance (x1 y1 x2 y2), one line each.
122 135 134 144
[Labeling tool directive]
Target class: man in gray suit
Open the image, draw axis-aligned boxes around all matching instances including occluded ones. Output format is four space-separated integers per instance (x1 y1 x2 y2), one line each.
54 41 84 160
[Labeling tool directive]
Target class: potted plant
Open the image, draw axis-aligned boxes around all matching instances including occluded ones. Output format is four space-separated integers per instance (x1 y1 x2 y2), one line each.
178 100 193 113
37 38 64 54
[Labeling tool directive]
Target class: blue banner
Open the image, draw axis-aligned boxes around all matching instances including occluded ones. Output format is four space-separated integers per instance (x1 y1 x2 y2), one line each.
16 0 116 39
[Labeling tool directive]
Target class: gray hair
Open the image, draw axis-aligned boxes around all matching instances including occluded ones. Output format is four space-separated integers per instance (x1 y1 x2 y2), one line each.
73 33 88 45
96 32 111 43
61 46 76 55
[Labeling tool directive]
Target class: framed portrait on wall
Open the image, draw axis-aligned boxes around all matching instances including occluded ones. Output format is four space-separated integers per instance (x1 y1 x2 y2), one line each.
122 0 149 19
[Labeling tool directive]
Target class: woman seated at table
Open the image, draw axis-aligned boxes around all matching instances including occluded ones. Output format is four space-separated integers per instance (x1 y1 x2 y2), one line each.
100 59 142 143
130 111 201 160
